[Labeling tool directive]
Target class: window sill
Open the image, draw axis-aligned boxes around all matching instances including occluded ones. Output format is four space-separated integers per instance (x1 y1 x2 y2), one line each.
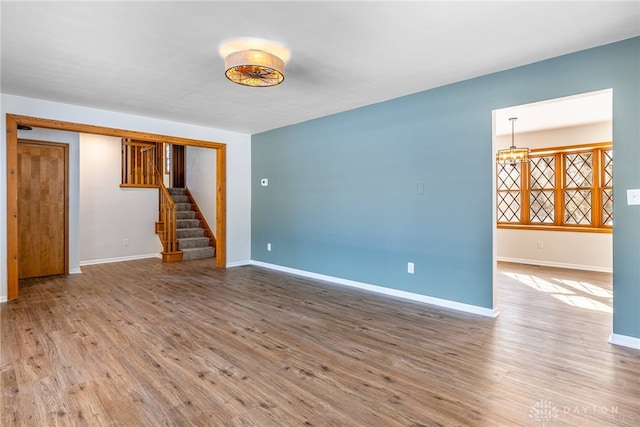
497 224 612 234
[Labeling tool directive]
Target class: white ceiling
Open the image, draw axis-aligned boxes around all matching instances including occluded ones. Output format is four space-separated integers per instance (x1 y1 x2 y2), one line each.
1 1 638 135
495 89 613 136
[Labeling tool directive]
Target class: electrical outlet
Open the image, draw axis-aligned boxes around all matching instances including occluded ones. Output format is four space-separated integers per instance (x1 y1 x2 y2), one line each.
407 262 414 274
537 241 544 249
267 243 272 251
123 238 129 246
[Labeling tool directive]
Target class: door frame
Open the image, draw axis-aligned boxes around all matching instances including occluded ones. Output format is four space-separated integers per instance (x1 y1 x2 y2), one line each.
6 114 227 300
18 139 69 278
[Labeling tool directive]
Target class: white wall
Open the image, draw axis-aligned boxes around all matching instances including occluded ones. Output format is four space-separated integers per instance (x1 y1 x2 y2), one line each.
79 134 162 263
186 146 216 230
1 94 252 300
498 229 612 272
496 121 613 272
16 128 81 274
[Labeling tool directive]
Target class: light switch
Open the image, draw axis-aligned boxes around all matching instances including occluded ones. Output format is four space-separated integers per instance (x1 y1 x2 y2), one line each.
627 189 640 205
261 178 269 187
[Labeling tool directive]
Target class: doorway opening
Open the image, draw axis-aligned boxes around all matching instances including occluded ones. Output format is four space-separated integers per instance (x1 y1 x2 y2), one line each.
492 89 613 320
6 114 227 300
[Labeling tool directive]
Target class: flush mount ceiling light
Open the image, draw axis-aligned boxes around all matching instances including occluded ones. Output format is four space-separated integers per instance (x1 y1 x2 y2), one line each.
219 38 290 88
225 50 284 87
497 117 530 166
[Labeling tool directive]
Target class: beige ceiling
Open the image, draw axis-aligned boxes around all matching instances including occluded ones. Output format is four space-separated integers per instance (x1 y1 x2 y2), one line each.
1 1 638 135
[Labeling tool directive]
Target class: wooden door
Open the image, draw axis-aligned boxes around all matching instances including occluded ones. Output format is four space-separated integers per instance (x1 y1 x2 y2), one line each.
172 144 185 188
18 140 68 278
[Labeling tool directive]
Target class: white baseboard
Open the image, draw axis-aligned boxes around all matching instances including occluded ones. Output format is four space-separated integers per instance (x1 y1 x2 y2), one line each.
80 253 161 266
609 333 640 350
251 260 498 318
226 260 252 268
0 296 7 303
69 268 82 275
497 256 612 273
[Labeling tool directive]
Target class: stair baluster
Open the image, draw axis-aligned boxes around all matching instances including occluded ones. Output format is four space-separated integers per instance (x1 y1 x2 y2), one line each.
155 168 182 262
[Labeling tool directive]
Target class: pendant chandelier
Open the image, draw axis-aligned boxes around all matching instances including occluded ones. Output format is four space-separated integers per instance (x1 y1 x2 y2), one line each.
497 117 529 166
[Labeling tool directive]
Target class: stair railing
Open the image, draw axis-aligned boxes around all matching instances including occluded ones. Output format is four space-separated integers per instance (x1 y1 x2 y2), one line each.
121 139 158 187
153 162 182 262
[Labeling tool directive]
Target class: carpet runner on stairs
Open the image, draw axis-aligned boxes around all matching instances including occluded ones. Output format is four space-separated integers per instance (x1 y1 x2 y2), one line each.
167 188 216 261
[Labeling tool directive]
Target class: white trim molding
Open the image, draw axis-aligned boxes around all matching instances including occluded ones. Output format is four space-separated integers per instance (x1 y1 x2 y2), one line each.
609 333 640 350
226 260 252 268
79 253 161 266
0 296 7 303
251 260 498 318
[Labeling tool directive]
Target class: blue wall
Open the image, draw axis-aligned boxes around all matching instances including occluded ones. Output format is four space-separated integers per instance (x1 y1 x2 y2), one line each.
252 37 640 338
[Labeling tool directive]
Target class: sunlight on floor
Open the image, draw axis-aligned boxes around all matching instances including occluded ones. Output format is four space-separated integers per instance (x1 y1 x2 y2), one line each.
504 272 612 313
551 278 613 298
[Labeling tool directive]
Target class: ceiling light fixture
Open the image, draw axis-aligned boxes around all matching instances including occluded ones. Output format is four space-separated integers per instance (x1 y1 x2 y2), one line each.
497 117 529 166
224 49 285 87
219 38 290 88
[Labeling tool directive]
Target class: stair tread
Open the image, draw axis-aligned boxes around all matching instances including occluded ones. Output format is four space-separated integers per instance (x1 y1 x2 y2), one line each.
181 245 215 261
161 188 214 261
176 228 206 238
177 219 200 225
177 235 211 249
181 246 214 252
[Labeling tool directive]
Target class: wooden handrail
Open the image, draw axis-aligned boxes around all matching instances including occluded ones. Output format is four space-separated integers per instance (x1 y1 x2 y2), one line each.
158 182 177 250
152 161 182 262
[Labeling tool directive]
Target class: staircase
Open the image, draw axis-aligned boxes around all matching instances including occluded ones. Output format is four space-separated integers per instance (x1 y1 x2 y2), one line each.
167 188 216 261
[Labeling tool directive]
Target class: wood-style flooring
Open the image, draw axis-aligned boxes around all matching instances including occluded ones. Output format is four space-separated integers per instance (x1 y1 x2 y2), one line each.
1 260 639 426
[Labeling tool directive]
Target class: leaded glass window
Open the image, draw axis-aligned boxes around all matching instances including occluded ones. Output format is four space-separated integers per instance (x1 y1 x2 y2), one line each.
529 156 555 224
601 149 613 226
497 163 522 223
496 142 612 232
564 153 593 225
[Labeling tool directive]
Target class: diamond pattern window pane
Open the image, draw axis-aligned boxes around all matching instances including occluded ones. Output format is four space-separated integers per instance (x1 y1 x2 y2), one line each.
498 191 521 222
497 145 611 229
564 189 592 224
497 164 521 190
530 190 555 223
602 188 613 226
565 153 592 187
602 150 613 187
530 156 555 189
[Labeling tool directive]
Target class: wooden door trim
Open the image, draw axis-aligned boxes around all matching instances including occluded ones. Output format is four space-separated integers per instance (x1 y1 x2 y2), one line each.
6 114 227 300
18 139 69 277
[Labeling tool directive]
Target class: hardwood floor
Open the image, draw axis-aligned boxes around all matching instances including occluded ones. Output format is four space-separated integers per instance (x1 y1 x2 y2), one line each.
1 260 638 426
